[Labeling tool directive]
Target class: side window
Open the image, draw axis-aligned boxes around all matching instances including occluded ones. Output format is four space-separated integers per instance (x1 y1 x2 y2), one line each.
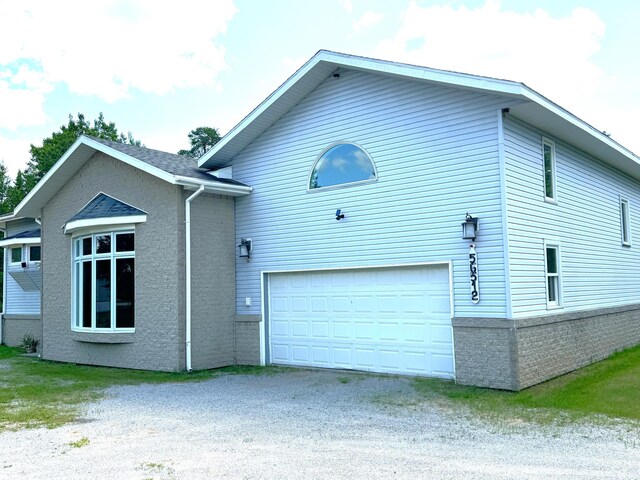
309 143 377 190
543 138 556 202
10 246 22 264
29 245 42 262
620 197 631 246
545 243 562 308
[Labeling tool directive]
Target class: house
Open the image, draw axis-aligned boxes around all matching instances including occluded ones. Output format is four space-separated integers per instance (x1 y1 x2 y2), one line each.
0 216 42 347
4 50 640 390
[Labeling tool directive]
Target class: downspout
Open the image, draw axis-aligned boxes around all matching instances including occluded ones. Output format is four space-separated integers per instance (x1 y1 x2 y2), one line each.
185 185 205 372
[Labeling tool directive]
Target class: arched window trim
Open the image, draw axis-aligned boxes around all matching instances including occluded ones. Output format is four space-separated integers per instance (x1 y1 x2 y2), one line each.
307 141 378 192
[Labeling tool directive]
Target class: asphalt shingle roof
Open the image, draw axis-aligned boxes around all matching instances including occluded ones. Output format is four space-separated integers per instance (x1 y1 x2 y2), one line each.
87 136 247 186
68 193 145 222
3 229 41 241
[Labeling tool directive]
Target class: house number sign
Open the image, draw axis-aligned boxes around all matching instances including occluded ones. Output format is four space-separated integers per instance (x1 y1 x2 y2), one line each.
469 244 479 304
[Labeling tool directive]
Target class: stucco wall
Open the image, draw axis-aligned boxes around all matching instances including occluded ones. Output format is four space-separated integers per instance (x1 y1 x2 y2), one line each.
41 152 185 371
2 314 42 348
235 315 261 365
189 192 236 369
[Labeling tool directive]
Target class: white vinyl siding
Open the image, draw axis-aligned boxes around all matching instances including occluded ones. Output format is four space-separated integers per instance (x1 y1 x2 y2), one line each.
230 69 515 318
5 255 41 315
504 116 640 317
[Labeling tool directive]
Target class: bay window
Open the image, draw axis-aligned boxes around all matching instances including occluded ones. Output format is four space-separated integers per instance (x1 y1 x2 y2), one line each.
73 231 135 331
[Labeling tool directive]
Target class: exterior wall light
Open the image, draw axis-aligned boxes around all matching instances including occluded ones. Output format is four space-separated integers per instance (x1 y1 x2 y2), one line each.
238 238 252 259
462 213 479 241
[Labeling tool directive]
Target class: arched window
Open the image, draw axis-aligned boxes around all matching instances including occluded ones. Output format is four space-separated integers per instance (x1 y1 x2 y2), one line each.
309 143 377 190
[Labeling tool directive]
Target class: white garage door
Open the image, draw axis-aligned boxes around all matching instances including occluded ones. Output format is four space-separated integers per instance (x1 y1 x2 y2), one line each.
268 265 454 377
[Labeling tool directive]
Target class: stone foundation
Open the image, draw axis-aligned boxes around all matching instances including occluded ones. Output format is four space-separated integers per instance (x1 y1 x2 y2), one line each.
453 304 640 390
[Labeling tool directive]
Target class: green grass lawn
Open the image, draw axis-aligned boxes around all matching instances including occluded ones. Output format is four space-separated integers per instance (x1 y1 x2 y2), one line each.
414 343 640 424
0 347 273 432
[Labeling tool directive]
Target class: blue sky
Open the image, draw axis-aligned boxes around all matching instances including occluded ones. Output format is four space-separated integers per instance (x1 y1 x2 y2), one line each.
1 0 638 178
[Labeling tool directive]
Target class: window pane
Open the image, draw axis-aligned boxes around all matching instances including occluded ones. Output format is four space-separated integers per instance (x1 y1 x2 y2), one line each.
310 143 376 189
82 237 92 256
82 261 92 328
544 143 554 198
11 247 21 263
95 235 111 254
29 246 41 262
116 233 134 252
546 247 557 274
115 258 135 328
95 259 111 328
547 276 558 303
622 201 630 243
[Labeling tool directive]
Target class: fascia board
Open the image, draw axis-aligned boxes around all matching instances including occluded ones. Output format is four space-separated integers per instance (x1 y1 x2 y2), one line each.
0 237 41 247
64 214 148 235
174 175 253 196
198 50 526 168
517 86 640 163
198 52 326 168
15 135 177 218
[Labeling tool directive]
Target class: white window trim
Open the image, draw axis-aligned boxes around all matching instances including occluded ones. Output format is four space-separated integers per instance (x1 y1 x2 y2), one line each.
620 196 631 247
542 138 557 203
544 241 562 309
71 230 136 333
307 141 378 192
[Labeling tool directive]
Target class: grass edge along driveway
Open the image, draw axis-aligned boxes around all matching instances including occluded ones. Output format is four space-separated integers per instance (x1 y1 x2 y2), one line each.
1 344 640 432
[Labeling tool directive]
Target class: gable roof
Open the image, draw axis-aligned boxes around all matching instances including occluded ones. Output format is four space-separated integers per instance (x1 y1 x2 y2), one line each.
67 192 146 222
199 50 640 182
15 135 252 218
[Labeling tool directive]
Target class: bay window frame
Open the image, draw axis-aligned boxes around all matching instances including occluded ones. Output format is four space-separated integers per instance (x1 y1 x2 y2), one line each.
72 228 135 333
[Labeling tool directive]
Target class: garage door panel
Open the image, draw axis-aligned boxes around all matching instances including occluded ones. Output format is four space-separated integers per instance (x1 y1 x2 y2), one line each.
268 265 454 378
333 347 352 366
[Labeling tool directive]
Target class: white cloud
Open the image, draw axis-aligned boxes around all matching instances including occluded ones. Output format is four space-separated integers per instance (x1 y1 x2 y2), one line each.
0 79 47 130
338 0 353 13
353 11 384 33
375 1 608 121
0 136 34 178
0 0 238 128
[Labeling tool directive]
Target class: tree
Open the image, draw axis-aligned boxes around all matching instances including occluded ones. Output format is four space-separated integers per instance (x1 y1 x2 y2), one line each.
178 127 221 158
4 113 142 211
0 161 12 216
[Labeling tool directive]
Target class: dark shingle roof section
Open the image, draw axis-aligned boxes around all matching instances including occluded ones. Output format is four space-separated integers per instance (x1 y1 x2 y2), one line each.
87 136 247 186
68 194 146 222
3 229 41 241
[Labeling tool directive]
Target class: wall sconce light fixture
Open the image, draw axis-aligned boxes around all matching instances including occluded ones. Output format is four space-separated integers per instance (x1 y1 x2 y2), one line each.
336 209 345 221
461 213 479 241
238 238 252 259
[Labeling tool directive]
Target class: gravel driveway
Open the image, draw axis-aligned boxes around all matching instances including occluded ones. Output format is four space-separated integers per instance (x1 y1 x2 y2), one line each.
1 368 639 479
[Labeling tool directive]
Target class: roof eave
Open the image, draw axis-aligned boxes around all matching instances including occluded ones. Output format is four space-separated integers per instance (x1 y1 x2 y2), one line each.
174 175 253 196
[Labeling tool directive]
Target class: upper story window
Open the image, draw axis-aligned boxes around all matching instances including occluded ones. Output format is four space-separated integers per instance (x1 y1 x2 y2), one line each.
309 143 377 190
10 247 22 264
73 231 135 332
621 197 631 246
542 138 556 202
29 245 41 262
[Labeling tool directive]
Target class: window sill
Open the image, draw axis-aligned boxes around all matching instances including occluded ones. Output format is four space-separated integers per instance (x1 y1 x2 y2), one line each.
71 331 136 344
622 242 632 248
544 197 557 205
